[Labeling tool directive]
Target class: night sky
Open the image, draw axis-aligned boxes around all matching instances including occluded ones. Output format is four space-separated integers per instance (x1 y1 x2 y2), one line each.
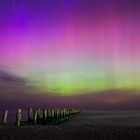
0 0 140 110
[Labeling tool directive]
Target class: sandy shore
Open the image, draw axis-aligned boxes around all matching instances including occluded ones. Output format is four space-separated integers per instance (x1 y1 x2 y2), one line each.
0 125 140 140
0 111 140 140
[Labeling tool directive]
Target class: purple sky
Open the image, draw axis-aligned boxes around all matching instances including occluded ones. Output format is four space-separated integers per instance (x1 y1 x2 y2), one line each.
0 0 140 110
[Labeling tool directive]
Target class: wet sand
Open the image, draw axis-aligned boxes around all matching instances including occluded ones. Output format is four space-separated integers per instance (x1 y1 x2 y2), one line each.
0 111 140 140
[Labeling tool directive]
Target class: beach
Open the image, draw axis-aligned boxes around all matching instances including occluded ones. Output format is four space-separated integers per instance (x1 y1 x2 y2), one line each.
0 111 140 140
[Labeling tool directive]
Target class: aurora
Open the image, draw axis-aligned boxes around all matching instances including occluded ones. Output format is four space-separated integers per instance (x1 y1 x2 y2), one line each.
0 0 140 109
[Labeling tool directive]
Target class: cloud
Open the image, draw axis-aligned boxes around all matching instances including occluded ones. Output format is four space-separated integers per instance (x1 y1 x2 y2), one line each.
0 70 26 85
0 69 28 94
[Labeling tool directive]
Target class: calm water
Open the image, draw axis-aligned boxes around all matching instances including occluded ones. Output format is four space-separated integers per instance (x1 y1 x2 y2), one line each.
63 110 140 127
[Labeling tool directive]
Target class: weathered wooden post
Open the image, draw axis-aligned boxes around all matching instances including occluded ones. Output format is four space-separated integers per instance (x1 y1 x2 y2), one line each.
62 110 64 117
69 109 72 117
61 109 64 122
43 109 47 124
52 109 54 118
47 109 52 123
15 109 22 127
33 109 38 125
68 109 70 117
54 109 56 120
53 109 56 123
37 108 41 118
65 109 68 119
50 109 52 122
28 107 33 123
37 108 41 124
2 110 8 124
57 109 60 122
63 109 66 118
54 109 57 122
61 109 63 118
64 109 67 119
46 109 49 122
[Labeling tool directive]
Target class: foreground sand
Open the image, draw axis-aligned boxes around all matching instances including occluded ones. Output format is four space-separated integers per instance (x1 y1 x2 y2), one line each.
0 111 140 140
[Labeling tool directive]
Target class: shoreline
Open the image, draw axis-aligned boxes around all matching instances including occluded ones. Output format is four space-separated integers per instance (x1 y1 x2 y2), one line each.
1 111 140 140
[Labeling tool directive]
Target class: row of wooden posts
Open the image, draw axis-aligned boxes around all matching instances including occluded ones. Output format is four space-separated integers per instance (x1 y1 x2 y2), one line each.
1 108 81 127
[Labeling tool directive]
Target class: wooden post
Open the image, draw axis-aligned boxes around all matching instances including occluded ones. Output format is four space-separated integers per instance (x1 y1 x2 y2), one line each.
65 109 67 119
15 109 22 127
54 109 57 121
33 109 38 125
37 108 41 124
60 110 63 118
28 107 33 123
43 109 47 124
63 109 66 118
37 108 41 118
56 109 59 121
52 109 55 123
2 110 8 124
68 109 70 117
58 109 60 118
47 109 52 122
50 109 53 123
60 109 64 122
52 109 54 119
